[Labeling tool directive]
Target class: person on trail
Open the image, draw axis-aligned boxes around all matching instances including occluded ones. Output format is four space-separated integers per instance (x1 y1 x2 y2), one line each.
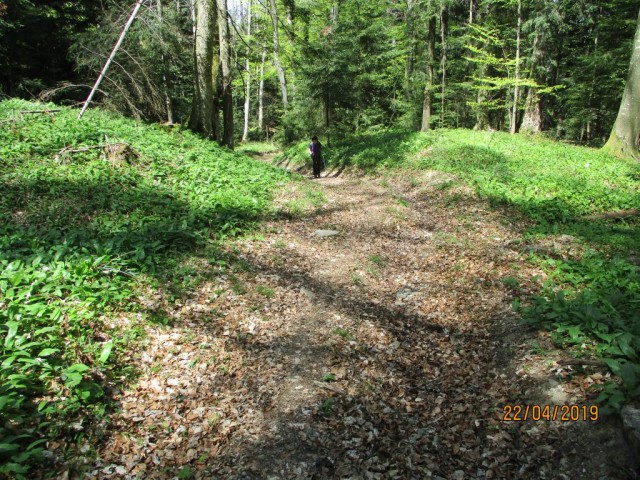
309 136 323 179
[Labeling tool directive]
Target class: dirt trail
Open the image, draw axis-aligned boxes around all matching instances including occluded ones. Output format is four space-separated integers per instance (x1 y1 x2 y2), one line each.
87 155 636 479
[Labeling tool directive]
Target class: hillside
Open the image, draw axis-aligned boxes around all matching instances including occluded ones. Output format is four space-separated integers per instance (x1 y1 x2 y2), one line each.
0 100 289 477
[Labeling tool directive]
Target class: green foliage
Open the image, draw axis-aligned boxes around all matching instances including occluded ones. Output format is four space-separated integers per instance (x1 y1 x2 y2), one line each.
322 373 336 382
519 255 640 412
333 328 355 341
0 99 287 475
256 285 275 298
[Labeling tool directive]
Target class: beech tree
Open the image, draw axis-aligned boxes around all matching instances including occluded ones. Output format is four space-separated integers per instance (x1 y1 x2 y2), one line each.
268 0 288 108
603 7 640 158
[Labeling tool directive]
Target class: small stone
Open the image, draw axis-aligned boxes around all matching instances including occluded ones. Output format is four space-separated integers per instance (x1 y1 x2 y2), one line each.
314 230 339 237
300 287 316 299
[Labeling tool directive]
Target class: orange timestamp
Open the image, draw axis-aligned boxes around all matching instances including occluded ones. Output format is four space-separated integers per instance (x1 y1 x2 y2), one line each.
501 404 599 422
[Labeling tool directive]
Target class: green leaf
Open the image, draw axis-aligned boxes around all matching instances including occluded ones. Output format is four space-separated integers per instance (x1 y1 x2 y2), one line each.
4 321 19 347
98 342 114 364
605 358 622 375
620 362 638 391
0 443 19 453
38 348 59 357
617 334 637 361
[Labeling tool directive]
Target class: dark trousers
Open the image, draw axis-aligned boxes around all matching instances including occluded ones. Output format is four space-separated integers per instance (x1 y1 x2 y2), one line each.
312 154 323 176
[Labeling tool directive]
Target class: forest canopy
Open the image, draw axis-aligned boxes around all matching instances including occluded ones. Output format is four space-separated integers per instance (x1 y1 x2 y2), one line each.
0 0 638 148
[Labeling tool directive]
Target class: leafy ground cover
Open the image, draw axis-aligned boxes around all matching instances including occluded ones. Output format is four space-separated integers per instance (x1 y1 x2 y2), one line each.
281 130 640 411
0 100 289 477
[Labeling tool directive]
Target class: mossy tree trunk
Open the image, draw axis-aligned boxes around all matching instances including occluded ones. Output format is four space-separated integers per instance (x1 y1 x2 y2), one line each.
603 8 640 159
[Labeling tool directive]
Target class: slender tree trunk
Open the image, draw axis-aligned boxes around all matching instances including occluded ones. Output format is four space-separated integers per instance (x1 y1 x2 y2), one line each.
78 0 144 119
268 0 288 108
584 32 599 143
156 0 174 124
188 0 217 138
405 0 416 101
217 0 233 147
469 0 476 24
473 1 490 130
440 1 447 128
604 8 640 158
258 45 266 132
510 0 522 134
242 0 252 142
421 15 437 132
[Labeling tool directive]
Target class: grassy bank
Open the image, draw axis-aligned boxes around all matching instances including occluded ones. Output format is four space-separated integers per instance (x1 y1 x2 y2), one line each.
282 129 640 410
0 99 289 477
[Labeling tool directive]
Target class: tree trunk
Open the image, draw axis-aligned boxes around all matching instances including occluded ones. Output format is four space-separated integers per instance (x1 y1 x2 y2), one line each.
604 8 640 158
510 0 522 134
217 0 233 148
440 1 447 128
469 0 476 24
405 0 417 101
520 87 542 133
473 2 490 130
242 0 252 142
258 45 266 132
421 15 437 132
268 0 288 108
188 0 218 138
156 0 174 124
520 27 546 135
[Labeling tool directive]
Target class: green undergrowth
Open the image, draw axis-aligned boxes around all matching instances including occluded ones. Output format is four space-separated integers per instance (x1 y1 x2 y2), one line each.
285 128 640 410
235 141 280 156
0 99 289 477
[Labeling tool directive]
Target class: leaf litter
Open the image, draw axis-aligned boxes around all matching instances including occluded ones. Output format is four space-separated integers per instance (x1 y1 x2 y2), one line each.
76 168 637 479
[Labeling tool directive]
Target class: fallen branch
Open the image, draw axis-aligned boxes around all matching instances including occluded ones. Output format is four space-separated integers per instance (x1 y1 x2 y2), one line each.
20 109 63 115
557 359 607 368
313 381 346 395
582 209 640 221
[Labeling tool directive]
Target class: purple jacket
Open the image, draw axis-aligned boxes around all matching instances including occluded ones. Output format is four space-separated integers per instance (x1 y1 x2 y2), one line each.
309 141 322 157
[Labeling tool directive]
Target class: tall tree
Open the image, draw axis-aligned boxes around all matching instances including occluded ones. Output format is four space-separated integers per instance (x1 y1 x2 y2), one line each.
156 0 175 124
258 45 266 132
189 0 218 138
268 0 288 108
421 14 437 131
604 7 640 158
439 0 448 128
242 0 253 142
217 0 233 147
404 0 417 101
510 0 522 134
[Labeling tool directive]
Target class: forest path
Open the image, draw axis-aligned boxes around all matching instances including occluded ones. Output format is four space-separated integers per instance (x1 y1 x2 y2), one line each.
90 154 634 479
